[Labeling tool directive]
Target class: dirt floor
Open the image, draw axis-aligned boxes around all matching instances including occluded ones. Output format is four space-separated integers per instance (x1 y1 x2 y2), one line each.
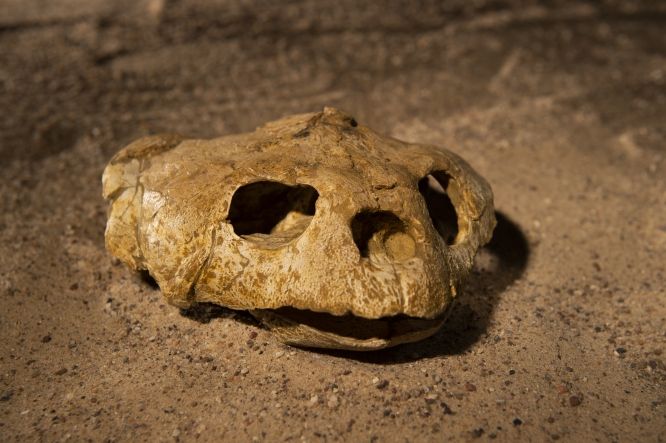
1 0 665 441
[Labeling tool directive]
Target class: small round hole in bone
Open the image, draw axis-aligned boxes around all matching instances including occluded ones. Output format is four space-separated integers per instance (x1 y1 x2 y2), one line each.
228 181 318 248
351 211 415 261
418 172 459 245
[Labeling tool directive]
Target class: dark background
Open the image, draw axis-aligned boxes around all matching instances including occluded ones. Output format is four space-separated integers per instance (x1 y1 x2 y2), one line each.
1 1 664 441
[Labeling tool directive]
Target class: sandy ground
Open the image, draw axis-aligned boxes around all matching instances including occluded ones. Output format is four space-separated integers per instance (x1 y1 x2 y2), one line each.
1 1 665 441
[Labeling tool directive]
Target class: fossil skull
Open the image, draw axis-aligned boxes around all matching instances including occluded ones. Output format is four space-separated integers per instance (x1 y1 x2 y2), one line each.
102 107 495 350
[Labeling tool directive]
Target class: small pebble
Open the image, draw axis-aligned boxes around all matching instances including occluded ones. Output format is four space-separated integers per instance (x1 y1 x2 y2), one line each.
513 418 523 426
472 428 484 438
41 335 52 343
308 395 319 406
376 380 389 390
327 394 339 408
465 382 477 392
440 402 454 415
569 395 582 407
556 385 569 394
54 368 68 376
240 368 249 375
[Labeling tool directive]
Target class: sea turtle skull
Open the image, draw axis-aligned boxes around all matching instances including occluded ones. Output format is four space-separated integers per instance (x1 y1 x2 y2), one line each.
102 107 496 350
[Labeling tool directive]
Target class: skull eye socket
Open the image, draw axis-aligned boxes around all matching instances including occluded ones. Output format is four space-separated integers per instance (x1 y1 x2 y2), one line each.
418 172 459 245
228 181 318 248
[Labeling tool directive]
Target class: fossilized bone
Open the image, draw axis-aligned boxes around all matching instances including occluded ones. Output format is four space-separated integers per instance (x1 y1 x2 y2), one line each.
103 107 495 350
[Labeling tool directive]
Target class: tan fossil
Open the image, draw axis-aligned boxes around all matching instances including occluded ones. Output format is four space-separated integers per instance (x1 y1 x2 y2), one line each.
102 107 496 350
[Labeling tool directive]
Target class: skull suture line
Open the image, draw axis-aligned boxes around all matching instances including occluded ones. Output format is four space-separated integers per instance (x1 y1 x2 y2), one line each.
103 108 496 350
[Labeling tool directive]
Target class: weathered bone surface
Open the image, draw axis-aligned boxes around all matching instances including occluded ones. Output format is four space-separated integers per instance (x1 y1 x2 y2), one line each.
102 107 496 350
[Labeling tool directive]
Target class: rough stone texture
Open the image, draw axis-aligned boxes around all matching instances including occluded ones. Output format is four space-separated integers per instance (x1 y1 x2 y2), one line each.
103 107 495 350
1 0 665 441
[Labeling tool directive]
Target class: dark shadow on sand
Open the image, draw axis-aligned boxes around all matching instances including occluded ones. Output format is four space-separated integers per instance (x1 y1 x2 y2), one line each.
136 267 260 326
180 302 260 327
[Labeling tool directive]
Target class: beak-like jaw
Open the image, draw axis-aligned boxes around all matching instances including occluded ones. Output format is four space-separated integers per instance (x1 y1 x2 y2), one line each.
250 302 456 351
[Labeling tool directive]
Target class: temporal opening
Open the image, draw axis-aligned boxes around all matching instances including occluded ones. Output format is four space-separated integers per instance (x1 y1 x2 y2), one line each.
228 181 318 248
418 172 459 245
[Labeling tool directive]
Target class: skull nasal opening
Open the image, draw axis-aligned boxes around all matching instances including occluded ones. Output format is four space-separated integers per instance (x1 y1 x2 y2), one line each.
228 181 318 248
351 211 416 262
418 172 459 245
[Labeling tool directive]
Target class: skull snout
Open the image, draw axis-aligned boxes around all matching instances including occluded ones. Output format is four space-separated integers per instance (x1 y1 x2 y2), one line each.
213 164 465 318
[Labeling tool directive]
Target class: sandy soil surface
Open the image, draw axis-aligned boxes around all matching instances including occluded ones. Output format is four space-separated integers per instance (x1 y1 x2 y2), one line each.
1 1 665 441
